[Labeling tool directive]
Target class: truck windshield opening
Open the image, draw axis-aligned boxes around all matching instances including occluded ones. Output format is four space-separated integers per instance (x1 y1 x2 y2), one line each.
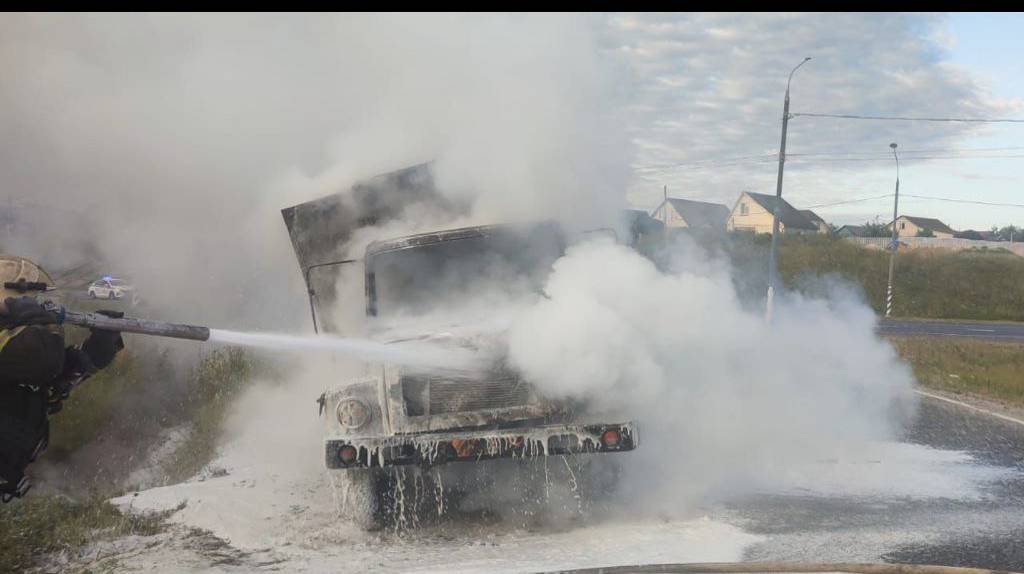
369 224 566 318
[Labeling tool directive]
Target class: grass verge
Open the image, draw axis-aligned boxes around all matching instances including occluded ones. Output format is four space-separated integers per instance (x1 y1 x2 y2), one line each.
889 336 1024 406
44 348 165 461
1 345 261 571
780 236 1024 321
0 494 170 573
161 346 261 484
681 231 1024 322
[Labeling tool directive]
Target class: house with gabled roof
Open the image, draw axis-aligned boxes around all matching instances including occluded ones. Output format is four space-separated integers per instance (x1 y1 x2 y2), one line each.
835 224 870 238
955 229 1000 241
651 197 730 232
726 191 820 235
887 215 956 239
799 209 830 234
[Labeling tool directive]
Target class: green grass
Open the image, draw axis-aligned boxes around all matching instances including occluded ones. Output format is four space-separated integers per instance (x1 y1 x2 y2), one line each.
161 347 260 483
1 346 262 570
46 342 261 482
879 248 1024 320
890 337 1024 405
0 494 170 573
682 232 1024 322
787 236 1024 320
775 234 889 308
45 350 156 461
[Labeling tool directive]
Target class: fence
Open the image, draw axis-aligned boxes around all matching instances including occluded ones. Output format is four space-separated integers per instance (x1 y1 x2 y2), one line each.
844 236 1024 257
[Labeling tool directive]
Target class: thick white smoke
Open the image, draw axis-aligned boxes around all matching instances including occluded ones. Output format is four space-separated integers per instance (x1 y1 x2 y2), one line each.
5 14 924 528
507 234 918 510
177 228 920 533
0 13 629 331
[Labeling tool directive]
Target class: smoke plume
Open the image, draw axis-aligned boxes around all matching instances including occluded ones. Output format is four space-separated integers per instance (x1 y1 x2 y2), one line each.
507 234 918 509
0 13 629 333
3 14 921 522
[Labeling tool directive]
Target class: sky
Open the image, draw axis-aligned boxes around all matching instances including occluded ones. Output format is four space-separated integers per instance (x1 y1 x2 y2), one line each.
902 12 1024 231
3 11 1022 294
620 12 1024 231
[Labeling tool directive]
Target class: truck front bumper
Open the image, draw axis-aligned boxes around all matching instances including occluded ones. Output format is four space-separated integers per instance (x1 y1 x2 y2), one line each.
325 421 637 469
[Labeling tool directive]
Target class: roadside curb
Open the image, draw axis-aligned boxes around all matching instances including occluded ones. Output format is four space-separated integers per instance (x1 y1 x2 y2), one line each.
915 389 1024 428
536 561 1021 574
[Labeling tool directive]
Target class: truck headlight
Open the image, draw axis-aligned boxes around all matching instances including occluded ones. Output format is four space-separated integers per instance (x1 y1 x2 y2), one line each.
336 398 371 430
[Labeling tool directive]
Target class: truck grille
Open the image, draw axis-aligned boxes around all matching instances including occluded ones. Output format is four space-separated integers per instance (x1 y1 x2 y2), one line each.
401 373 531 416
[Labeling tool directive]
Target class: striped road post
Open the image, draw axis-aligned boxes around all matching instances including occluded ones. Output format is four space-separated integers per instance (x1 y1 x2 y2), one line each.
885 274 895 317
885 143 900 317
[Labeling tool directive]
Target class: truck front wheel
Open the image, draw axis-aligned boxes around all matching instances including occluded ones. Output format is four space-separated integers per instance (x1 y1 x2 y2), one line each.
334 468 386 531
335 467 451 531
576 456 622 514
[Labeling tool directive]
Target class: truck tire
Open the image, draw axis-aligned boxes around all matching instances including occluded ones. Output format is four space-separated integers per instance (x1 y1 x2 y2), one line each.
379 467 450 529
576 456 621 514
335 468 386 531
528 456 621 524
336 467 455 531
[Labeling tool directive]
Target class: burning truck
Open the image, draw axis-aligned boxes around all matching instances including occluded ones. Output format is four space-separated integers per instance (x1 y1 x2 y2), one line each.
281 165 658 528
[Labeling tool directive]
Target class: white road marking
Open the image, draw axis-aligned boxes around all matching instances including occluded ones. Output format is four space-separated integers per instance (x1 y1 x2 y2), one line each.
879 328 1024 340
966 328 997 333
934 332 1024 339
915 389 1024 428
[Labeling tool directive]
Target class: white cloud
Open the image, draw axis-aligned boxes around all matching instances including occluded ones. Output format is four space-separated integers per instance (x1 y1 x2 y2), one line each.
603 13 1017 215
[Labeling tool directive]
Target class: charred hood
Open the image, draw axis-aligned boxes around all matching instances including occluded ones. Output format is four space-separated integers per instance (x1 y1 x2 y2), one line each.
280 163 462 274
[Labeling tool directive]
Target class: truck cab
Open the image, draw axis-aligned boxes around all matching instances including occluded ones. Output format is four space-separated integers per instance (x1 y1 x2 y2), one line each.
319 221 637 472
279 165 648 528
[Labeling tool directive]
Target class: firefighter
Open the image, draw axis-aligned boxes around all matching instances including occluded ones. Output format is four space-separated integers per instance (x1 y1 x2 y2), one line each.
0 255 124 502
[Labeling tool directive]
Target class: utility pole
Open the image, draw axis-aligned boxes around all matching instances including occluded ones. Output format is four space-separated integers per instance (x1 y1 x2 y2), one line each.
765 56 812 324
4 196 13 242
658 184 669 245
663 185 668 224
885 142 901 317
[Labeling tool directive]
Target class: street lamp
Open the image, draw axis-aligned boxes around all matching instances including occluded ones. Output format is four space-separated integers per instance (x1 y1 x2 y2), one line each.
885 142 900 317
765 56 812 324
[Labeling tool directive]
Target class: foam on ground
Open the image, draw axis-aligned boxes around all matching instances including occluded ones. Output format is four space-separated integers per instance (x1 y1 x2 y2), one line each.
109 434 1016 573
757 441 1013 501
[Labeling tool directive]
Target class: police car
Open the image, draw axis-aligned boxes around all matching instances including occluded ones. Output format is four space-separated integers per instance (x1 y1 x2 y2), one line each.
87 276 135 301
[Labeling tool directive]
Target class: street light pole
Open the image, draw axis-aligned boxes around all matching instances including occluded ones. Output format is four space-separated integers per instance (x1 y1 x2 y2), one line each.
765 56 812 324
885 142 901 317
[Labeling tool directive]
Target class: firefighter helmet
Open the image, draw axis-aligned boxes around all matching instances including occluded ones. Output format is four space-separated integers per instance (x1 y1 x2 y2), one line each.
0 255 55 300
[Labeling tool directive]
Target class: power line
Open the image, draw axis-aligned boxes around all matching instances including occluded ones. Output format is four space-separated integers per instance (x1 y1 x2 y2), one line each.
789 154 1024 163
805 193 894 209
805 193 1024 211
633 154 776 171
789 146 1024 157
632 192 1024 217
637 154 1024 173
792 112 1024 123
901 194 1024 207
637 149 1024 172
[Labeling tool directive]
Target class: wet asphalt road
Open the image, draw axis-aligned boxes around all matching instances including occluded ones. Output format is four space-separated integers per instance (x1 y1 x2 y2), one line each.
878 319 1024 342
730 396 1024 571
886 397 1024 570
69 391 1024 573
